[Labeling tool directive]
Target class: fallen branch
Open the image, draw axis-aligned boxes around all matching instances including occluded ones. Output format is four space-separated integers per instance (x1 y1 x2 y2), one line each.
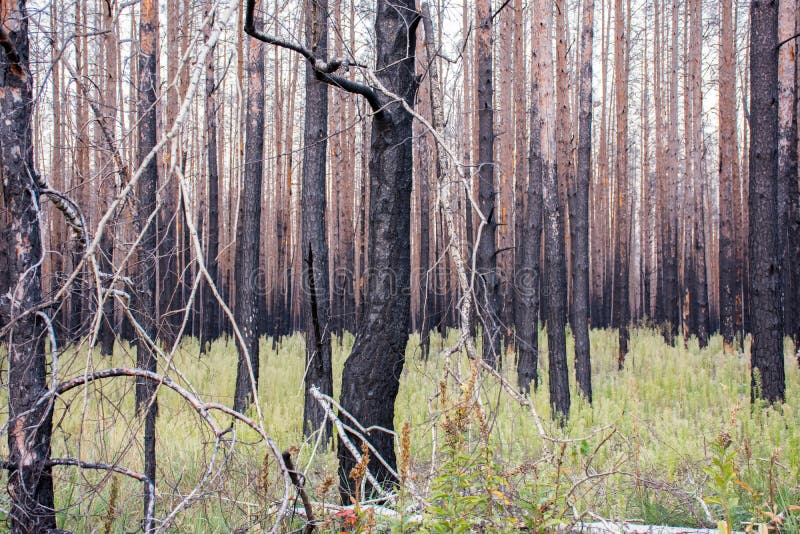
283 450 316 534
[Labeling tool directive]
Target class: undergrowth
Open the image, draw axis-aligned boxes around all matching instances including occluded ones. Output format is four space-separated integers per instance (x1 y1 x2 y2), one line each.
0 327 797 531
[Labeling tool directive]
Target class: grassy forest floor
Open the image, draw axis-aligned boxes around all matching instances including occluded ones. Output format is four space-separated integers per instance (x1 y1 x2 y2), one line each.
2 328 799 532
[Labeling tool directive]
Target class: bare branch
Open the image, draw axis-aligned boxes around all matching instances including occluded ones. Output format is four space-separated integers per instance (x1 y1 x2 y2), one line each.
243 0 383 112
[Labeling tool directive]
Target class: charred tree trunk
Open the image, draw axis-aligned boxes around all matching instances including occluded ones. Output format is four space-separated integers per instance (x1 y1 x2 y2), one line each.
690 0 709 347
335 0 419 500
202 0 221 350
301 0 333 444
536 0 571 420
135 0 160 527
418 2 441 361
718 0 738 353
99 0 119 357
244 0 419 502
663 0 681 344
475 0 501 368
748 0 785 403
233 17 265 413
1 1 57 528
516 33 543 394
613 0 630 367
572 0 593 402
777 0 798 351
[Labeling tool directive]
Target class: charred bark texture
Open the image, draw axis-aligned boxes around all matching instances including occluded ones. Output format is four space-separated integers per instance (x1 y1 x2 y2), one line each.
233 24 265 413
1 1 57 529
475 0 501 368
301 0 333 444
718 0 738 352
572 0 594 402
748 0 785 403
613 0 630 367
134 0 160 527
516 88 542 395
201 0 221 350
337 0 419 500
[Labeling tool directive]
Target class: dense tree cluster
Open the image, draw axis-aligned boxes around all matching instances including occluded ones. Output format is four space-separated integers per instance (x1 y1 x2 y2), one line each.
0 0 797 529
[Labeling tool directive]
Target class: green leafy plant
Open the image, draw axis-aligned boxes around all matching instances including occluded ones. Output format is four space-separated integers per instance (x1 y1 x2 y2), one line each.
704 432 741 534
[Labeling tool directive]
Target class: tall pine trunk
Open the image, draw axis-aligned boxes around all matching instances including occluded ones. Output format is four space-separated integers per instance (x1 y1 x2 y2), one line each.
233 16 265 412
202 0 221 349
613 0 630 367
301 0 334 444
748 0 785 403
135 0 160 527
475 0 501 368
572 0 594 402
536 0 571 420
718 0 738 353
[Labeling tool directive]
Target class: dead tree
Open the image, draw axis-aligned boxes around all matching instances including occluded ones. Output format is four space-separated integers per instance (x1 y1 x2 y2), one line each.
244 0 420 500
202 0 222 349
516 10 543 394
613 0 630 368
536 0 571 420
475 0 501 368
134 0 160 527
301 0 334 443
748 0 785 403
718 0 738 353
0 1 57 529
572 0 594 402
233 9 266 412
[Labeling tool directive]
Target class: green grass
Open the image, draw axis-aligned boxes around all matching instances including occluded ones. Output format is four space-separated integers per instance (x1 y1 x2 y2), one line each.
1 327 798 532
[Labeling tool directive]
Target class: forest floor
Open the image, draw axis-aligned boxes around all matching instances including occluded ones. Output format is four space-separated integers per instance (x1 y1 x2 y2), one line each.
1 328 799 532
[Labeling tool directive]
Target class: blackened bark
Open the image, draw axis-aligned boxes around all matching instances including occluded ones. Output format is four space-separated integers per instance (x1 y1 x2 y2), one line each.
201 0 221 350
233 25 265 413
337 0 418 500
748 0 785 403
418 2 439 361
516 90 542 395
689 0 708 348
475 0 501 368
536 0 570 421
613 0 630 366
718 0 738 352
572 0 593 402
663 0 681 345
542 160 570 421
135 0 159 527
777 0 798 354
1 2 57 529
301 0 333 444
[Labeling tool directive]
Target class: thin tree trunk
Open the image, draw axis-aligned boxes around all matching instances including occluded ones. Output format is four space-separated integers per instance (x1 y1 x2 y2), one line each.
233 13 265 412
475 0 501 368
777 0 798 349
572 0 593 402
418 2 437 360
301 0 333 444
100 0 118 357
718 0 738 353
517 2 543 394
690 0 708 347
613 0 630 367
135 0 160 527
202 0 221 350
